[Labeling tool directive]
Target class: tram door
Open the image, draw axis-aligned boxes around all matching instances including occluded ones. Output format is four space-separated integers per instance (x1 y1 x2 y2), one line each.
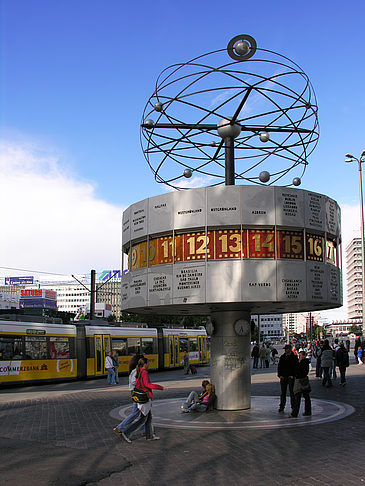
168 336 180 367
198 336 206 362
94 334 111 375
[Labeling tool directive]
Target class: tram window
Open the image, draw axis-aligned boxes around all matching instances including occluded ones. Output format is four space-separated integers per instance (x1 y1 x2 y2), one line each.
189 338 198 352
128 338 140 355
49 337 70 359
0 336 23 360
86 338 95 358
141 338 154 355
112 338 127 356
25 336 47 360
179 338 188 353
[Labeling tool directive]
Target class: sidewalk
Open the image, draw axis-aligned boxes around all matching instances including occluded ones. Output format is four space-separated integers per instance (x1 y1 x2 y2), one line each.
0 362 364 486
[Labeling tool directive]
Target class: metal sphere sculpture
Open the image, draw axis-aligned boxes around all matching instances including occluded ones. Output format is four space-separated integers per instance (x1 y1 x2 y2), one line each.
141 34 319 189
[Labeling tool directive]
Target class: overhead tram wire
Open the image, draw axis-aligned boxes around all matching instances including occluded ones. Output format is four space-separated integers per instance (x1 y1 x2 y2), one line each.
0 266 87 278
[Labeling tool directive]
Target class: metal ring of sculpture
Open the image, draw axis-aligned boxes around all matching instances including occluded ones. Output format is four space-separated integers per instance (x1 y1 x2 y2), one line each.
141 34 319 189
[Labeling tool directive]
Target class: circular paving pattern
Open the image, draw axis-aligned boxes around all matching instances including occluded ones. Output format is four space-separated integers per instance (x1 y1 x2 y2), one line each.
110 396 355 430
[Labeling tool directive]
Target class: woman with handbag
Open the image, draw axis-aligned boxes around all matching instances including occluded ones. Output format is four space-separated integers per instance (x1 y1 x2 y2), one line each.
113 354 144 437
289 350 311 418
120 357 163 443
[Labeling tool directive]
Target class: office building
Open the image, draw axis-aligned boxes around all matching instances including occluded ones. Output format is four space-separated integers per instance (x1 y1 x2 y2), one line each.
346 237 363 320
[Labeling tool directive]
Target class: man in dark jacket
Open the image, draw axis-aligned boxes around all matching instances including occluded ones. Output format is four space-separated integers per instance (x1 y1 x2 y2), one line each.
336 342 350 386
277 344 298 412
251 343 259 368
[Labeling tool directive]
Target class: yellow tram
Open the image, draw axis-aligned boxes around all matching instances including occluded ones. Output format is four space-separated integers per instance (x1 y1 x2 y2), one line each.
0 320 209 385
0 321 77 384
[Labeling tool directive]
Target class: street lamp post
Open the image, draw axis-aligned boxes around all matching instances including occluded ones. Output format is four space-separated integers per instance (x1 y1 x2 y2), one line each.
345 151 365 339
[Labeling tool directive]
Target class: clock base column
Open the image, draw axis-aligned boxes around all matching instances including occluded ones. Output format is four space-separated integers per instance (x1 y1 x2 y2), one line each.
210 311 251 410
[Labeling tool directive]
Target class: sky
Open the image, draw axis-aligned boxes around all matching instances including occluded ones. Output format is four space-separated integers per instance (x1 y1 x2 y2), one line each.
1 0 365 321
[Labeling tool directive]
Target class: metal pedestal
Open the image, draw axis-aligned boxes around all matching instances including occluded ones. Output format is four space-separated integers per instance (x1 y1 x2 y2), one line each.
210 311 251 410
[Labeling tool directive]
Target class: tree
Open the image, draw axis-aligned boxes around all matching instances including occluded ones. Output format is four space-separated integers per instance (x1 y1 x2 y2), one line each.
349 324 361 335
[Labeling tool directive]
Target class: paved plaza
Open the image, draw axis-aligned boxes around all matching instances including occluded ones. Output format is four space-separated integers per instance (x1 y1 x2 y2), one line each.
0 360 364 486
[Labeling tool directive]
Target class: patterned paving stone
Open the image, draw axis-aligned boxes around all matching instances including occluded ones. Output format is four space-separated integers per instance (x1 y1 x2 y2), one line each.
0 362 364 485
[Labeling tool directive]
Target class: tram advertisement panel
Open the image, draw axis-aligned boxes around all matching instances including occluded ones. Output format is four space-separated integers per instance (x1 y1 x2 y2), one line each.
0 359 77 381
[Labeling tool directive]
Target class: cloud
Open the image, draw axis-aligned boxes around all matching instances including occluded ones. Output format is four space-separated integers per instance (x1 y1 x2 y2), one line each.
164 174 215 191
0 141 124 277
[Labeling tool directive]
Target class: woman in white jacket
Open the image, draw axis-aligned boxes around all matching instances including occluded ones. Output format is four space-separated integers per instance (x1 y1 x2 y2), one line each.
321 340 334 388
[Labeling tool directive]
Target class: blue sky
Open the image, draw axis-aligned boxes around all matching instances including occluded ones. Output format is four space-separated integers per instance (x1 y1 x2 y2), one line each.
1 0 365 319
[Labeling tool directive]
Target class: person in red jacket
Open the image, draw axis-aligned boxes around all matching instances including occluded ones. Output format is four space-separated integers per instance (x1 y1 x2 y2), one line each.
120 357 164 443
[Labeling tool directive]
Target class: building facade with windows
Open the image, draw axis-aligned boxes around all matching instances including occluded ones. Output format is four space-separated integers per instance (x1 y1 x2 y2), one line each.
96 280 121 318
251 314 283 341
346 237 363 320
282 312 319 338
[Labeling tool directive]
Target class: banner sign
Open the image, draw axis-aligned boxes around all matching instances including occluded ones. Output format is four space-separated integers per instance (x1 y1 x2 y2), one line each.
5 276 34 285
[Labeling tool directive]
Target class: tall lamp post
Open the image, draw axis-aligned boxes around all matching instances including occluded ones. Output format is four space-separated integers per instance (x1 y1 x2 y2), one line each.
345 151 365 339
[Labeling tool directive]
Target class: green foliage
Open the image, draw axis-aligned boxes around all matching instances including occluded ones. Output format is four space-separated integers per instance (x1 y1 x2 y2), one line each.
349 324 361 335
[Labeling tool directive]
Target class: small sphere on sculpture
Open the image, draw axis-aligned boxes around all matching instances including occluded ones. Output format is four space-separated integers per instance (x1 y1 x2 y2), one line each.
183 168 193 178
235 40 249 56
144 119 155 129
154 102 163 112
259 171 270 183
210 141 216 147
292 177 301 186
217 118 241 139
259 132 270 143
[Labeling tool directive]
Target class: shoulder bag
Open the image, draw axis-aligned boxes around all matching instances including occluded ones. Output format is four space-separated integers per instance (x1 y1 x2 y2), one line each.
131 371 149 404
293 376 311 394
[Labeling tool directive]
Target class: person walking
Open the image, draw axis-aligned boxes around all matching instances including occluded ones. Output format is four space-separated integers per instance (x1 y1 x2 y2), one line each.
321 340 333 387
113 354 144 436
251 343 259 368
336 342 349 386
112 350 120 384
120 357 164 442
183 351 190 374
277 344 298 413
331 339 340 380
271 346 278 365
354 338 362 364
357 346 363 365
346 338 350 353
265 345 271 368
289 350 311 418
259 344 266 369
105 351 116 385
314 341 323 378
